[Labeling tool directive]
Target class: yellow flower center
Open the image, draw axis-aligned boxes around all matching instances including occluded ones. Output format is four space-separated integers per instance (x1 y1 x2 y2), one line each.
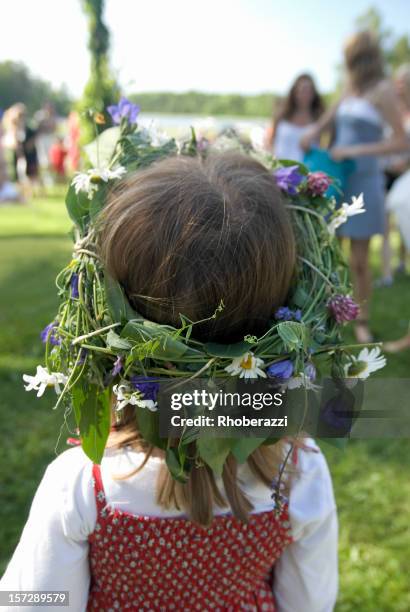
240 354 253 370
347 360 367 377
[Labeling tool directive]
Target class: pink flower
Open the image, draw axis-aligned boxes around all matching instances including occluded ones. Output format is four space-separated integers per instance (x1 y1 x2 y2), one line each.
328 295 360 323
306 171 332 196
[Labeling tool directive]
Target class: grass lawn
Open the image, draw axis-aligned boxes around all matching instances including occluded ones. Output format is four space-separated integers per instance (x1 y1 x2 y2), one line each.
0 193 409 610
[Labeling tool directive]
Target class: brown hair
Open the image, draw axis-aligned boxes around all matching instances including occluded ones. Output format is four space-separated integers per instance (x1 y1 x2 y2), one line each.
276 73 324 124
344 31 385 94
99 152 297 526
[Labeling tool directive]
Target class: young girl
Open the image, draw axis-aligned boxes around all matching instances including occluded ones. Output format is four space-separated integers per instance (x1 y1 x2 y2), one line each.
265 73 324 161
1 153 338 611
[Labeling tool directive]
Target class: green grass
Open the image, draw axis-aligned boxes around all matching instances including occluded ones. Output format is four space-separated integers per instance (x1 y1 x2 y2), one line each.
0 194 410 610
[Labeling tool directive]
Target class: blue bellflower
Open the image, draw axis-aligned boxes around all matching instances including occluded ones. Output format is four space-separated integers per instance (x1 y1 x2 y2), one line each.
131 376 160 402
107 98 140 125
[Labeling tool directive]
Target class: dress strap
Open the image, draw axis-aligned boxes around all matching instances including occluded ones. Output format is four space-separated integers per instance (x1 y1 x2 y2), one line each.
91 463 107 515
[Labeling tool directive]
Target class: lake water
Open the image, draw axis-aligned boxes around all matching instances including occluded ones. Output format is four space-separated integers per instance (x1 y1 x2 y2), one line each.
138 112 270 148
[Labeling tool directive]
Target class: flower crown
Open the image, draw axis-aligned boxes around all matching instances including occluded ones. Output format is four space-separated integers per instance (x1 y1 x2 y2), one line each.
23 98 385 486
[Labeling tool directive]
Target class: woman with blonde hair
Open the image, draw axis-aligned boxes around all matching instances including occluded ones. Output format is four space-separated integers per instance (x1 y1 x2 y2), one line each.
302 31 408 343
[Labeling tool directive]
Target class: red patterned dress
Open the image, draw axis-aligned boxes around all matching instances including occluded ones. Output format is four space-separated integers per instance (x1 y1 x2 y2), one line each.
87 464 293 611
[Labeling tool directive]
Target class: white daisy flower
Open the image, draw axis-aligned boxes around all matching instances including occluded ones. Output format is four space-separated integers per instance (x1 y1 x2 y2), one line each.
328 193 365 235
344 346 386 379
23 366 68 397
71 166 126 199
113 383 158 412
225 352 266 379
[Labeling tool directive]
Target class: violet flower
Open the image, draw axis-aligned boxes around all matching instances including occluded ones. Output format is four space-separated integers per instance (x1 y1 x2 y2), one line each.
328 295 360 324
267 359 294 382
273 165 304 195
275 307 302 322
40 321 61 346
304 362 316 382
131 376 160 402
78 348 88 365
112 356 123 377
107 98 140 125
306 171 332 196
71 273 79 299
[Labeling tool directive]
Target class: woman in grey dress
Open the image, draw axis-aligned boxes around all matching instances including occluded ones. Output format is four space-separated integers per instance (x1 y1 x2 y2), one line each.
301 31 408 343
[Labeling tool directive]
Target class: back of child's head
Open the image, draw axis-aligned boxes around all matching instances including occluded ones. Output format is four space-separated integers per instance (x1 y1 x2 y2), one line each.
100 152 296 342
99 152 296 525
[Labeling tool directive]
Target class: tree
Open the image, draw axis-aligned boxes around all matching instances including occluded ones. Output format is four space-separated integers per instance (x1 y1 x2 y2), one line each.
0 61 72 116
78 0 119 142
355 6 410 72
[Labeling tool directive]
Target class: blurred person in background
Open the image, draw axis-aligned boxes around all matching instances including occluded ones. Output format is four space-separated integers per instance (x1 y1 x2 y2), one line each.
378 64 410 286
265 73 324 161
35 102 57 185
302 31 408 344
3 103 40 195
67 110 81 173
0 110 21 203
49 136 67 182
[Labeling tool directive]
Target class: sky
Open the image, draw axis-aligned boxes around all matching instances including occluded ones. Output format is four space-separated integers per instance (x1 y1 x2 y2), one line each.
1 0 409 97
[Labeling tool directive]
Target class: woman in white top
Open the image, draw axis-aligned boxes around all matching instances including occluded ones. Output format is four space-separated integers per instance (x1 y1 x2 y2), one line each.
301 31 408 344
265 73 324 161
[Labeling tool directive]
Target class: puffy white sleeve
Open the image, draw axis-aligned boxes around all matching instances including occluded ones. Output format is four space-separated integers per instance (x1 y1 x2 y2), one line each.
273 444 338 612
0 447 96 612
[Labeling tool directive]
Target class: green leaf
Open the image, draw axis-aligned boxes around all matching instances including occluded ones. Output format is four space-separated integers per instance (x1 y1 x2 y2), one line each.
231 437 266 463
121 320 201 360
65 184 90 231
136 407 166 450
165 447 190 483
71 381 111 464
290 286 310 309
204 341 250 358
105 274 137 323
84 126 121 167
277 322 308 351
197 436 234 475
106 329 132 350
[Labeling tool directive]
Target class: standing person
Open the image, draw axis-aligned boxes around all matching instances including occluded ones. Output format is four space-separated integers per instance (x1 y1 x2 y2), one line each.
0 110 20 202
379 64 410 284
265 73 324 161
67 110 81 173
35 102 57 184
49 137 67 182
1 153 339 611
3 103 40 193
302 31 408 343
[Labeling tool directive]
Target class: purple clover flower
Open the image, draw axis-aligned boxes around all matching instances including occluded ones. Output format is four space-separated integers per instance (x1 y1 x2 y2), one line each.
273 165 304 195
131 376 159 402
40 321 61 346
328 295 360 324
112 356 123 377
275 307 302 322
267 359 294 382
107 98 140 125
71 273 79 299
306 171 332 196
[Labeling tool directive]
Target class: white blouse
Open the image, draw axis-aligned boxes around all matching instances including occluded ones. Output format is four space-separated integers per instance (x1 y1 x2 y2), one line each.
273 120 314 163
0 440 338 612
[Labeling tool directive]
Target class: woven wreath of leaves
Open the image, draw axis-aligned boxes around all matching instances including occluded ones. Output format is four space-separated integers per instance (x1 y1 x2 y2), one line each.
45 123 352 478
